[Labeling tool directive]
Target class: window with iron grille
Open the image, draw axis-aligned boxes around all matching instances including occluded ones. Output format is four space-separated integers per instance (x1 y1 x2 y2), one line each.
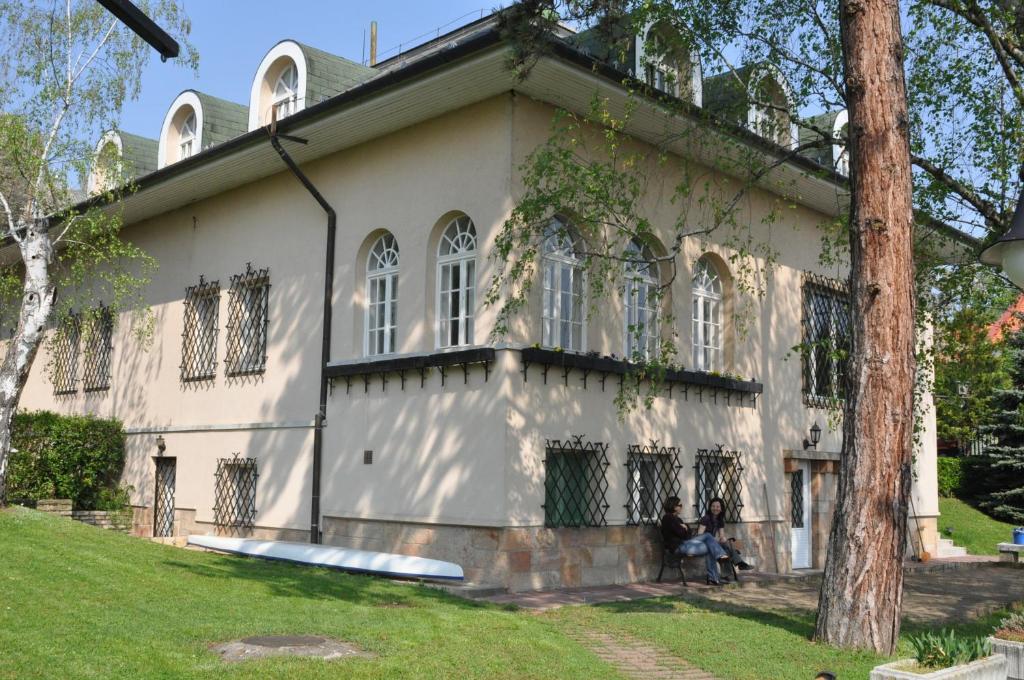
626 441 681 525
213 455 257 531
181 276 220 381
790 469 805 528
802 273 850 407
51 313 81 395
694 445 743 522
82 306 114 391
225 264 269 376
543 436 609 528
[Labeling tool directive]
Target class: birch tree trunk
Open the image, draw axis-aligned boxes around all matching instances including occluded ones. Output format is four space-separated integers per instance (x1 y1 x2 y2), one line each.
0 222 56 506
813 0 916 654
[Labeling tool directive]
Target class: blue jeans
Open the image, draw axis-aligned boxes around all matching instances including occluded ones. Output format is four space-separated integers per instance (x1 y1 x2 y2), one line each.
676 533 728 582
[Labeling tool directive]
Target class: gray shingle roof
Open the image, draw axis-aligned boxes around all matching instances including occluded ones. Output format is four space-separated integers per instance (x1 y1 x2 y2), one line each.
296 43 375 106
192 91 248 148
117 132 158 177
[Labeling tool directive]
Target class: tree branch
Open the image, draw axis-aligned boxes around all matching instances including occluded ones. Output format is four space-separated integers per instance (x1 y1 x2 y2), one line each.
911 153 1005 229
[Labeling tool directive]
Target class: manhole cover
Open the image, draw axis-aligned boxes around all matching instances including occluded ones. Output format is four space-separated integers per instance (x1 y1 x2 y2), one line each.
213 635 374 663
241 635 326 648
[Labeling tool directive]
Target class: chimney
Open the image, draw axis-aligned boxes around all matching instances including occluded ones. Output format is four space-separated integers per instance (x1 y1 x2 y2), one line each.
370 21 378 66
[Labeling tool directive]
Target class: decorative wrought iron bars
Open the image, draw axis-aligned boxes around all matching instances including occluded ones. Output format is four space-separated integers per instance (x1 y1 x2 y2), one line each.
543 435 610 528
626 441 681 526
801 272 851 408
213 454 258 533
181 276 220 381
225 263 270 376
790 468 804 528
51 313 81 395
153 457 176 538
82 306 114 391
694 445 744 522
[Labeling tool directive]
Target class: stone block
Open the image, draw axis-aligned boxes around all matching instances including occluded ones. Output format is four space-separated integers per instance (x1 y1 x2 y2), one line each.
509 570 562 593
471 529 499 551
589 546 619 568
508 550 532 573
534 528 559 548
561 562 581 588
535 548 563 572
581 566 621 587
499 528 534 551
400 527 437 545
605 526 632 545
579 527 608 547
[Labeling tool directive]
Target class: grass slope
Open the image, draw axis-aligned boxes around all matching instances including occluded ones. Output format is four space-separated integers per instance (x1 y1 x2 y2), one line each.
938 497 1019 556
0 508 619 680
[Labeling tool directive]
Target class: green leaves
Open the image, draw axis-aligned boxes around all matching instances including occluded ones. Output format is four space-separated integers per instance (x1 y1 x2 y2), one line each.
908 629 991 669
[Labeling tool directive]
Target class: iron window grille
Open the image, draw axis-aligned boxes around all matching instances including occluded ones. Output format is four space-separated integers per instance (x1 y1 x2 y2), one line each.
82 306 114 392
790 468 805 528
225 263 270 376
543 435 610 528
51 313 81 395
801 272 851 408
153 457 176 538
694 445 744 522
213 454 257 532
181 276 220 381
626 441 681 526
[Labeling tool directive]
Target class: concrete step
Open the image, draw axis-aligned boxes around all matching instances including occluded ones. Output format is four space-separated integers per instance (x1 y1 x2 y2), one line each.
937 537 968 558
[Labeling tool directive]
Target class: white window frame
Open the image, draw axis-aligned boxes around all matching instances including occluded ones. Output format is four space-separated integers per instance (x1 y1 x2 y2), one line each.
179 112 196 160
365 234 399 357
436 216 477 349
691 257 722 372
623 240 660 360
272 63 299 121
541 218 585 352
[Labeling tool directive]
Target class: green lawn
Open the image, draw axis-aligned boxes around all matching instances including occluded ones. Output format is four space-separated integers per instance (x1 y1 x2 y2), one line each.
938 496 1019 556
1 506 1017 680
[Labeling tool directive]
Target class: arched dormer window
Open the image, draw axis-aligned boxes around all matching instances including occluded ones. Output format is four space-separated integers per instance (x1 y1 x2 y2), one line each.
365 233 399 356
691 257 723 371
624 239 660 360
637 23 701 104
541 217 585 351
249 41 308 130
88 131 122 194
437 216 477 349
179 111 196 159
748 68 796 147
272 64 299 121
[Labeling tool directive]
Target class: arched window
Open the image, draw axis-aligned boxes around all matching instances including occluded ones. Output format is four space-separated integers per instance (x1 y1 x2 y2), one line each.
365 233 399 356
541 217 584 351
273 63 299 120
691 257 722 371
437 216 477 348
624 239 659 360
179 112 196 160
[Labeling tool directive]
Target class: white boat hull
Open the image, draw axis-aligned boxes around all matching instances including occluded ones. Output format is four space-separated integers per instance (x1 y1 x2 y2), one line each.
187 535 464 581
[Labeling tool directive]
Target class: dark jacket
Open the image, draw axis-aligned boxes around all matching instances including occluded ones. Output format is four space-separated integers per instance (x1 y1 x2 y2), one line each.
660 513 692 552
699 512 726 538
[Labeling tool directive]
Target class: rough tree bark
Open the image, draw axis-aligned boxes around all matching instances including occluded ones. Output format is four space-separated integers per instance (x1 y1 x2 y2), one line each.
0 221 56 506
813 0 917 654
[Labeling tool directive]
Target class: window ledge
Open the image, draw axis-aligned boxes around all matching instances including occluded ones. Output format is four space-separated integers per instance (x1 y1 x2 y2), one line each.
325 347 496 379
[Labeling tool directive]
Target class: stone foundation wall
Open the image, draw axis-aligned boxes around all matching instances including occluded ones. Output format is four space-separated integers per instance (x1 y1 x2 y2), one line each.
323 516 778 591
129 505 308 543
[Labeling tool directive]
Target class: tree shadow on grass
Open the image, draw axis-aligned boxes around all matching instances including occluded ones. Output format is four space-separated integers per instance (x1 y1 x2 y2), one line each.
158 553 491 611
593 594 819 640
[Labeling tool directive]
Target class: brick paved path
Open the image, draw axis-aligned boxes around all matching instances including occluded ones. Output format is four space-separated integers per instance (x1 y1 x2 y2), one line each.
568 627 719 680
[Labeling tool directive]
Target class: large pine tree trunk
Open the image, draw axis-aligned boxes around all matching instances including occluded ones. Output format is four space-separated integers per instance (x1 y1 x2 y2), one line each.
813 0 916 654
0 223 56 506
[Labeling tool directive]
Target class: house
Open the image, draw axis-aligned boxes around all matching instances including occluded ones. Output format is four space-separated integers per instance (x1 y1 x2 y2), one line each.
9 10 964 591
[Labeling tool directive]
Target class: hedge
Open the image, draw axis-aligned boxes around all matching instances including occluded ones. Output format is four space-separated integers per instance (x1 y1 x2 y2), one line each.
7 410 127 510
936 456 964 498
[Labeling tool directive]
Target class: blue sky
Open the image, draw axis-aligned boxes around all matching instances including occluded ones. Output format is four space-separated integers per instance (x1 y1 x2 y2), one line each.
119 1 504 139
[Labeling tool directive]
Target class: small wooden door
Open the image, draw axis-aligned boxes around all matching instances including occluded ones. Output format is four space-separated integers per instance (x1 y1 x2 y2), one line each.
790 462 812 569
153 457 176 538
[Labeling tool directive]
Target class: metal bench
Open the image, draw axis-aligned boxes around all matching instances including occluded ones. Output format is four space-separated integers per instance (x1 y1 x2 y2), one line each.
656 523 740 585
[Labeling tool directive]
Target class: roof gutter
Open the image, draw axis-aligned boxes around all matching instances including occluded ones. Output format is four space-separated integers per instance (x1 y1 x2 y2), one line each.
266 129 334 545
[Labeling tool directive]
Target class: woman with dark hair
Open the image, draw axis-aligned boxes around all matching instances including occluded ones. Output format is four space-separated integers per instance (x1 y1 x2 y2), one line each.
661 495 731 585
698 497 753 575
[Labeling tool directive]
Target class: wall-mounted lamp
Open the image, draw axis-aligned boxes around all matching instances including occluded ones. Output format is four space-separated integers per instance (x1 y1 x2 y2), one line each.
155 435 166 455
803 422 821 450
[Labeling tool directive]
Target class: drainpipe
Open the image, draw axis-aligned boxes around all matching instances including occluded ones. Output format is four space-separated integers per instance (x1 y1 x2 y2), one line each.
266 129 334 545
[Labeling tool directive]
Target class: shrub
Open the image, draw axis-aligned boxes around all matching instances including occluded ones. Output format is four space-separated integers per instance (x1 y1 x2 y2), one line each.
994 611 1024 643
909 629 991 669
7 411 126 510
936 457 964 498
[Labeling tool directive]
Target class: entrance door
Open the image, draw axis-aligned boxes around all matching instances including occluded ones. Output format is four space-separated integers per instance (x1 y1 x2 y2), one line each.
790 461 811 569
153 458 176 538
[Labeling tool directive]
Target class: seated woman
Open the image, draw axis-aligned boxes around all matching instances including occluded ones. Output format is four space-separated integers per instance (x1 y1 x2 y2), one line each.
661 495 729 585
697 496 753 578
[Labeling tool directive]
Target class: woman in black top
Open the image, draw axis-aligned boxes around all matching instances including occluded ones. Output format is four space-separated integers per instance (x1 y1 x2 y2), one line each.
698 497 753 575
662 495 730 584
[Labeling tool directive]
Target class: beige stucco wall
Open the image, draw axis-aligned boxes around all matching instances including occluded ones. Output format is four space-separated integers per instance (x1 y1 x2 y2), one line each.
10 91 939 565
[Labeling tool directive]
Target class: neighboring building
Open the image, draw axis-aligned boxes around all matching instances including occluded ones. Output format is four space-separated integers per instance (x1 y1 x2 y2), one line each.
10 11 966 591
